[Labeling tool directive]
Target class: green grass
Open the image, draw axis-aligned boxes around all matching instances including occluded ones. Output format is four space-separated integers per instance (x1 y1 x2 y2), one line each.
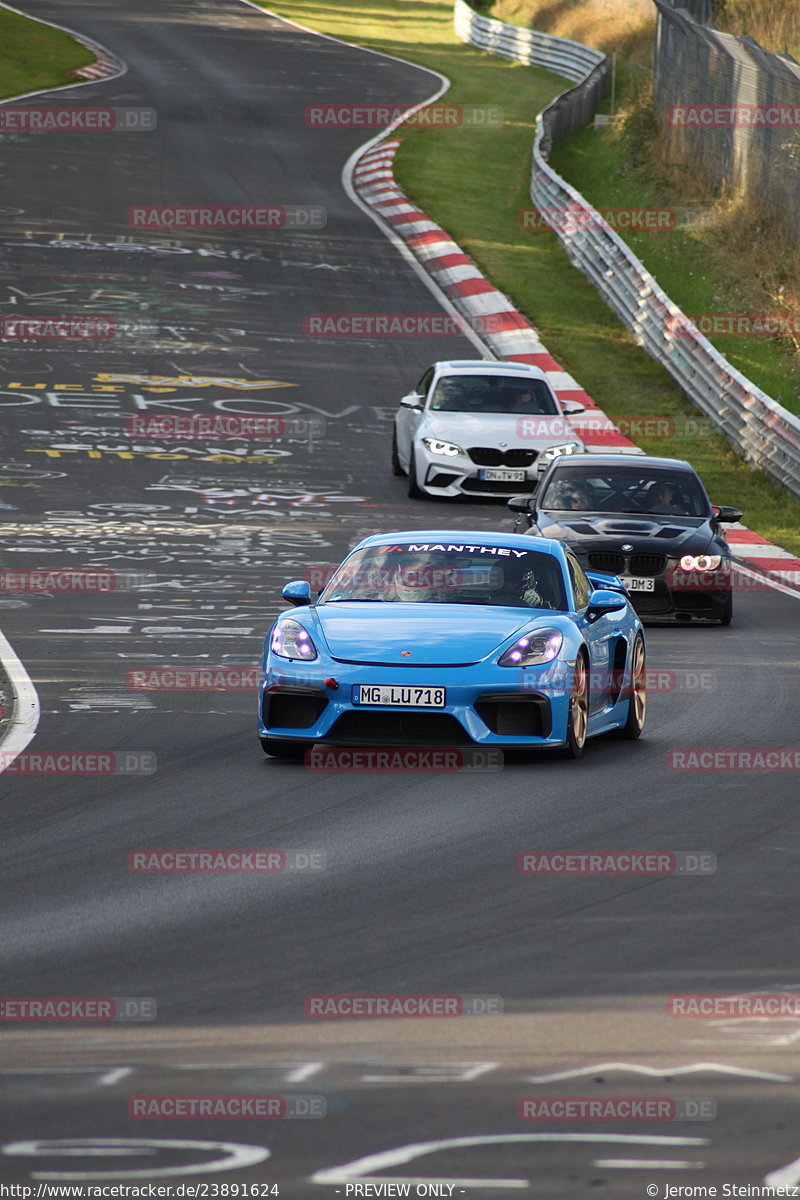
0 7 95 99
258 0 800 556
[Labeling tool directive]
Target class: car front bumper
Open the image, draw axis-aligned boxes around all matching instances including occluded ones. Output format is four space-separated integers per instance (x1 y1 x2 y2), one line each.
259 657 633 748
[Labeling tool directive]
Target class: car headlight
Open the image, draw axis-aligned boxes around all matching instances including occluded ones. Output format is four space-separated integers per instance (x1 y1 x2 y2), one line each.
499 628 563 666
270 618 318 661
422 437 463 457
540 442 581 461
679 554 723 571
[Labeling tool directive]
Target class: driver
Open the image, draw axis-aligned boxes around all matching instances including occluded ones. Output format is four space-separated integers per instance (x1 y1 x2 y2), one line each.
393 556 450 602
648 481 683 514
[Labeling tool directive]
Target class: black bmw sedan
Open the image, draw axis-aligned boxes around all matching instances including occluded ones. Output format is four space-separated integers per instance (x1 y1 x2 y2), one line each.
508 455 742 624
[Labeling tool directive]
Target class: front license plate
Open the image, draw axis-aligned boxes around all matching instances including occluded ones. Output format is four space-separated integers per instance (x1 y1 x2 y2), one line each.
353 685 446 708
621 576 656 593
478 468 526 482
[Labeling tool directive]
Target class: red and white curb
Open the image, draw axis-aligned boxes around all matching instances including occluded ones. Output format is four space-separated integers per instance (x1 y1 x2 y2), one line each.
70 33 124 80
352 138 800 596
353 140 636 455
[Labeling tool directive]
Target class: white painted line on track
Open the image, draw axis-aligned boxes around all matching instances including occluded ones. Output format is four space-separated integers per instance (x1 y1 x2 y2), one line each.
0 626 40 772
311 1133 708 1188
593 1158 705 1169
527 1060 793 1083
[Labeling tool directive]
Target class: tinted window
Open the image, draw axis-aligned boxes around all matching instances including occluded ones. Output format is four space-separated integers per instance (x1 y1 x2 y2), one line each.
429 374 558 415
539 467 708 517
415 367 435 396
565 553 592 609
321 544 567 610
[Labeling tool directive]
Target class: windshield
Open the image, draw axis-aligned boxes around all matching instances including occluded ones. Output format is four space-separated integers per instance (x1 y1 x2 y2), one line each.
320 544 567 610
429 374 559 415
540 468 709 517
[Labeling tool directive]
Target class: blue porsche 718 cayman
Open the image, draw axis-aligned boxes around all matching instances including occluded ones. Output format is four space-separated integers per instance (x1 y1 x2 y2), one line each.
259 532 646 760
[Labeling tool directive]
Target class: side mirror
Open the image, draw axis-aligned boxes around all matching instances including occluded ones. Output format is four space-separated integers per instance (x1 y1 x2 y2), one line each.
586 587 627 622
560 400 585 415
712 504 743 523
507 494 534 513
281 580 312 606
400 393 423 409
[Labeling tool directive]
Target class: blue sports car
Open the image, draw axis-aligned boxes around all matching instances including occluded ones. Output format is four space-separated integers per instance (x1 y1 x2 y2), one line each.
259 531 646 760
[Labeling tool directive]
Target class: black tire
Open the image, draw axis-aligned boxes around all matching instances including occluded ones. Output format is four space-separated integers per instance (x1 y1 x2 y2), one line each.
563 652 589 759
615 633 646 740
260 737 306 760
391 428 404 476
407 450 424 498
719 590 733 626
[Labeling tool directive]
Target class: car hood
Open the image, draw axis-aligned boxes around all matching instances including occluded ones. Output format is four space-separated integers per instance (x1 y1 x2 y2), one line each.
424 412 579 449
314 603 538 665
535 511 719 555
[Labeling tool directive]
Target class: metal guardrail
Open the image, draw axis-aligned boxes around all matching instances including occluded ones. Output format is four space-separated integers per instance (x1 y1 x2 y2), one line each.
453 0 603 82
454 0 800 500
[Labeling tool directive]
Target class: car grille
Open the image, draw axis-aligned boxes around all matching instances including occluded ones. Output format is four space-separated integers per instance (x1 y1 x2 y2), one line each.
629 553 666 576
629 589 673 615
263 689 328 729
467 447 538 467
588 552 626 574
587 552 666 576
474 694 551 738
461 477 529 495
328 711 472 745
426 472 460 489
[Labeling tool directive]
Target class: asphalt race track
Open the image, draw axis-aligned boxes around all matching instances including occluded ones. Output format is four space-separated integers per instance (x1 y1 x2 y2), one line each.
0 1 799 1194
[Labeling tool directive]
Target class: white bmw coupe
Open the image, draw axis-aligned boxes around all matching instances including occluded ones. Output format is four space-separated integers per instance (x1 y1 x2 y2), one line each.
392 359 585 499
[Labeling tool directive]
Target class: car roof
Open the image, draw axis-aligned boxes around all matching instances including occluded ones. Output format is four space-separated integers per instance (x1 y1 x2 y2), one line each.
548 454 697 473
434 359 548 381
353 530 565 555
